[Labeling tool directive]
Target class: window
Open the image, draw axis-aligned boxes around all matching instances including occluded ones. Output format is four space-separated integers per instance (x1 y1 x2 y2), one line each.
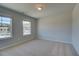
23 20 31 35
0 16 12 38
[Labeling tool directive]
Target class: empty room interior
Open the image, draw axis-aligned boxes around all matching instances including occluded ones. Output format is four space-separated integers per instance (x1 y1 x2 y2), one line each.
0 3 79 56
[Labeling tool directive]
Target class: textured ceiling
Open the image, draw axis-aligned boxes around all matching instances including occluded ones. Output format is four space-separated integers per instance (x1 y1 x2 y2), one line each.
0 3 75 18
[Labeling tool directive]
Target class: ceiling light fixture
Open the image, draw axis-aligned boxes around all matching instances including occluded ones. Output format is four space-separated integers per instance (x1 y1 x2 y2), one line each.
34 3 46 11
37 7 42 11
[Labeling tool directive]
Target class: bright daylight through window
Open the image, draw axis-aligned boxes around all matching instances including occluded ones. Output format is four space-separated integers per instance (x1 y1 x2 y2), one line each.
0 16 12 39
23 20 31 35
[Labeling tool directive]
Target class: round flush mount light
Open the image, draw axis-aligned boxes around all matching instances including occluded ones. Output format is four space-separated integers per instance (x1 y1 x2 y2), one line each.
34 3 46 11
37 7 42 11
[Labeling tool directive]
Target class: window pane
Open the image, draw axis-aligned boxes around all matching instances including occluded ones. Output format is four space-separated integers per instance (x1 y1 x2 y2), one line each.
0 17 1 26
23 21 31 35
0 16 12 38
2 17 11 24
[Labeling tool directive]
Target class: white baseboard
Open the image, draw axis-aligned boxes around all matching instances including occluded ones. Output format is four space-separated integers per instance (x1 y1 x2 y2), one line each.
38 38 72 44
51 40 72 44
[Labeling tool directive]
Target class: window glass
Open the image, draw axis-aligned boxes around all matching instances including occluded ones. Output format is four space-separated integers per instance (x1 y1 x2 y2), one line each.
0 16 12 38
23 21 31 35
0 17 1 26
2 17 11 24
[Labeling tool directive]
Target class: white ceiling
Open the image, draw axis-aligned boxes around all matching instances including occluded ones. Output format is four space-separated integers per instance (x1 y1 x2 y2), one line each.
0 3 75 18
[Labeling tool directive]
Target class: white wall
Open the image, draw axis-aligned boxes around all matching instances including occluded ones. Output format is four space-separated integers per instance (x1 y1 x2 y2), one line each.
72 4 79 55
37 7 73 44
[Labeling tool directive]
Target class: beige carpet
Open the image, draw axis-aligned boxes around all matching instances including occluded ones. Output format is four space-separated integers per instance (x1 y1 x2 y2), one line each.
0 39 78 56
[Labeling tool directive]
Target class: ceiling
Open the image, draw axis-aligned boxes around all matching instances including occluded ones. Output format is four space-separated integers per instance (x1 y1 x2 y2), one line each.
0 3 75 18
